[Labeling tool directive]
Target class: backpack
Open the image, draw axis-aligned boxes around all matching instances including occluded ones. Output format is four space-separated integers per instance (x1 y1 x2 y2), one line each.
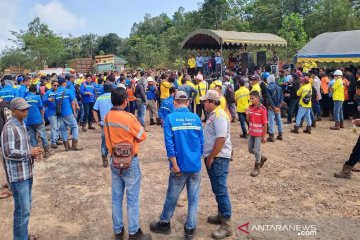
0 101 12 134
224 84 235 104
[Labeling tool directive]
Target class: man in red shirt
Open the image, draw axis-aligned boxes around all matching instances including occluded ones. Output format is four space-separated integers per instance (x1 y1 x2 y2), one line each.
245 91 268 177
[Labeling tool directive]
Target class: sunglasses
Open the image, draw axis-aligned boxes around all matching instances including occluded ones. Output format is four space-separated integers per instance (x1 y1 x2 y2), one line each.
19 109 29 112
53 84 59 87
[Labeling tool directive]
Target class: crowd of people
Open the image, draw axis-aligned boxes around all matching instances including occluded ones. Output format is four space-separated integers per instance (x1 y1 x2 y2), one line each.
1 63 360 240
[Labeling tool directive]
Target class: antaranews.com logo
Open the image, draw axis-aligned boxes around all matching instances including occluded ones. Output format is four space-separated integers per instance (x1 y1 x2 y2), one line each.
238 222 317 237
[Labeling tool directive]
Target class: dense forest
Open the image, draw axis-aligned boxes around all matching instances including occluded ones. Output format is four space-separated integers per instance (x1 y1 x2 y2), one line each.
1 0 359 70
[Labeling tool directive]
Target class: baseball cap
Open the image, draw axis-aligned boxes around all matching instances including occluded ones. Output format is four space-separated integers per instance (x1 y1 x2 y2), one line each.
10 97 32 110
79 73 84 78
199 89 220 101
147 77 154 82
58 77 66 85
174 91 189 100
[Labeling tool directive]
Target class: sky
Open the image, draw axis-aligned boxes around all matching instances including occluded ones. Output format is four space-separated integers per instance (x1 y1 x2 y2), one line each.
0 0 201 50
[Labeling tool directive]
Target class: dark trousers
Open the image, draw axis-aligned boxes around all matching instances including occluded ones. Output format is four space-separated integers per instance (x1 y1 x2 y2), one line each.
287 98 299 123
345 135 360 167
196 103 207 120
320 93 331 117
83 102 94 125
238 112 248 134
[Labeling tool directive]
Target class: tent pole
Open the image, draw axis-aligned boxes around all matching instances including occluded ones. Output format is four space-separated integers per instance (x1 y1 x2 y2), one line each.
220 42 223 77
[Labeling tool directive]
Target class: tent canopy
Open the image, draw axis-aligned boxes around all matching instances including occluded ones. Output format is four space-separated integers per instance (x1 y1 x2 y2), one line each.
297 30 360 63
181 29 287 50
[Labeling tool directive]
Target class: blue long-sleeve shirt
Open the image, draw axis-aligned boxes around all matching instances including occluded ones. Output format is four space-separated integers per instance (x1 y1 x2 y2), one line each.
0 85 19 101
43 89 57 117
19 85 28 98
25 92 43 126
80 82 96 104
164 107 203 173
267 82 283 107
158 96 175 121
146 85 157 100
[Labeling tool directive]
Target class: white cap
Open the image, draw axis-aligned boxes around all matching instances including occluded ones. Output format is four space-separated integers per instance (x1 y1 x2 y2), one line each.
147 77 154 82
333 70 343 76
79 73 84 77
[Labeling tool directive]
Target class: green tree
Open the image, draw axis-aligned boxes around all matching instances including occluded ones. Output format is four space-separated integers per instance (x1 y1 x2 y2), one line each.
97 33 121 55
278 13 308 59
10 17 65 69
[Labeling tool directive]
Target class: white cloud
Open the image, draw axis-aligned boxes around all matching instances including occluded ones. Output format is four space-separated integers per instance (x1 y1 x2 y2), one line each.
0 0 20 50
31 1 86 34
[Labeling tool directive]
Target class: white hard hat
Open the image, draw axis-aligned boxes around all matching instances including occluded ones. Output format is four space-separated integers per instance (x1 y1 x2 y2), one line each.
79 73 84 77
147 77 154 82
333 70 343 76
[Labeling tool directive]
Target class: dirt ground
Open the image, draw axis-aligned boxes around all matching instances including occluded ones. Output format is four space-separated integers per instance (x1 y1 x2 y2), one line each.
1 116 360 240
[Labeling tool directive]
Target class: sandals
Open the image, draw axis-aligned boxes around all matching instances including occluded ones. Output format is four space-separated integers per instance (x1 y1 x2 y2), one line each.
0 190 13 199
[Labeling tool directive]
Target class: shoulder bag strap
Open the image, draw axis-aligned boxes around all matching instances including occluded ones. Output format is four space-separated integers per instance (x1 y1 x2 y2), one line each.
105 113 112 148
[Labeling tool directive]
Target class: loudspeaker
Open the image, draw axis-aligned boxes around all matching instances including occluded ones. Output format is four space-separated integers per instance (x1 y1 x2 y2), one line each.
257 51 266 67
241 52 254 74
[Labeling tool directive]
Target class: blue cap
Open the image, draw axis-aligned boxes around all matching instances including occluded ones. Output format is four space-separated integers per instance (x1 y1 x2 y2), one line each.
262 72 270 79
17 76 24 84
58 77 66 85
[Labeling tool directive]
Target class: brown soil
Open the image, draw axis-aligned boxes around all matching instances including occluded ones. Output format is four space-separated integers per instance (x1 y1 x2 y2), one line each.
1 118 360 240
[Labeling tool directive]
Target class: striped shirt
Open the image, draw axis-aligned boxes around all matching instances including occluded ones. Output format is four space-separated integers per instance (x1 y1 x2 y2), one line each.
1 117 33 182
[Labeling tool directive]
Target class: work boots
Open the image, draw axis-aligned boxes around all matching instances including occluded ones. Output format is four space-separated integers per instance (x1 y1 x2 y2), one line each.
207 214 222 225
115 227 125 240
184 226 196 240
71 139 83 151
250 162 261 177
311 120 316 128
63 141 71 151
303 126 312 134
82 124 87 132
51 144 58 149
330 121 340 130
102 155 108 168
212 217 233 239
43 147 52 158
260 156 267 168
156 118 162 125
88 123 96 130
267 134 275 142
340 120 344 128
291 125 299 134
334 164 353 179
150 221 171 235
277 133 283 140
129 228 152 240
149 119 156 125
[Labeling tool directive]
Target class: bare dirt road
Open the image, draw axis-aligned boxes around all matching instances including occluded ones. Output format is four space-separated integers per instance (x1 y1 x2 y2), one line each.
1 118 360 240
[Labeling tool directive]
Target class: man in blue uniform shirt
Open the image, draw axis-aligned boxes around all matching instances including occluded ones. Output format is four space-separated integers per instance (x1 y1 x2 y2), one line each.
158 87 176 126
57 77 83 151
19 76 30 98
43 80 62 149
92 83 113 167
146 77 160 125
150 91 203 240
0 76 19 101
80 74 96 132
25 84 52 158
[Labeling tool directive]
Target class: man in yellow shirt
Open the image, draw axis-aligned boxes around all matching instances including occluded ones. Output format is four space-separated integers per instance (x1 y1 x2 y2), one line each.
209 78 222 90
291 76 313 134
160 73 172 104
188 54 196 77
330 70 345 130
235 78 250 138
75 73 85 85
195 74 208 121
249 75 261 94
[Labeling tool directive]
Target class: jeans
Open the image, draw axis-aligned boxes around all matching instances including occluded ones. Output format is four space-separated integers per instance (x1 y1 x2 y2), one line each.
83 102 95 125
238 112 248 135
11 178 33 240
287 98 299 123
268 109 283 134
111 157 141 235
27 124 49 148
206 157 231 219
137 103 146 126
101 126 108 157
333 100 344 122
227 103 236 118
312 100 321 117
126 101 136 115
60 114 79 141
77 103 84 123
160 172 201 229
295 106 312 127
48 115 60 145
248 135 262 163
345 135 360 166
